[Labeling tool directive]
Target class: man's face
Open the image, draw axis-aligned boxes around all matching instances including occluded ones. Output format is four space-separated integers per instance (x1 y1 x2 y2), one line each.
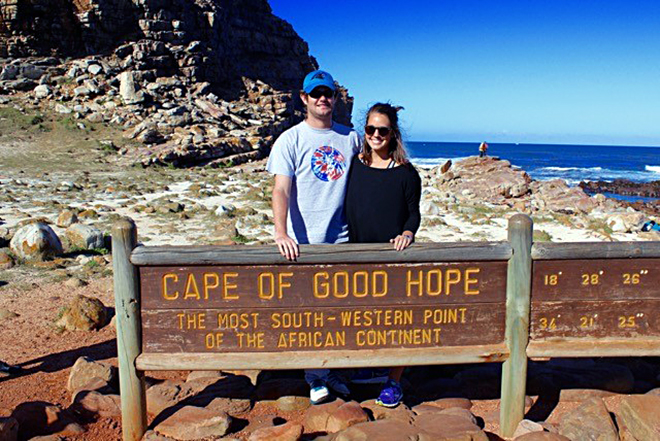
301 86 336 120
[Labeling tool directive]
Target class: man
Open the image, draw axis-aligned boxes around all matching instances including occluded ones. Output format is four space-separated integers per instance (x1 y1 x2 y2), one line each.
266 69 360 404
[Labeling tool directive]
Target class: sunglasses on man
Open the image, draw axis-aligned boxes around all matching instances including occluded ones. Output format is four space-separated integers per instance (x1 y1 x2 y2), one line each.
308 87 336 99
365 125 391 137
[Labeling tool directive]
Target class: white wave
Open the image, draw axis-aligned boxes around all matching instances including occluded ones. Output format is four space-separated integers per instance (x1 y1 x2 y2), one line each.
539 166 603 172
645 165 660 173
410 156 470 169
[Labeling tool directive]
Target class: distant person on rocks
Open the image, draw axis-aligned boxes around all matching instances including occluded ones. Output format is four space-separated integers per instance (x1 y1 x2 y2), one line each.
479 141 488 157
267 69 360 405
345 103 422 408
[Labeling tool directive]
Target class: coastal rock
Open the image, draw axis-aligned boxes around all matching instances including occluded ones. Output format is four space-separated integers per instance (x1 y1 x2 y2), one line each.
70 391 121 418
617 394 660 441
67 356 117 393
56 210 78 228
606 211 645 233
153 406 231 440
413 413 487 440
432 156 531 205
325 401 370 433
55 295 108 331
65 224 105 250
0 249 14 269
9 222 63 262
0 0 354 168
332 420 423 441
11 402 85 439
581 179 660 198
531 179 596 213
248 422 303 441
558 397 619 441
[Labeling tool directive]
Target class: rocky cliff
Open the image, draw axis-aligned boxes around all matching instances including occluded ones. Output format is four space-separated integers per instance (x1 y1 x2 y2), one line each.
0 0 354 167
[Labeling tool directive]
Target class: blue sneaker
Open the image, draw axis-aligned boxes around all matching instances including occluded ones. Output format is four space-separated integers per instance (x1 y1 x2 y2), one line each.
351 368 390 384
309 379 330 405
375 379 403 408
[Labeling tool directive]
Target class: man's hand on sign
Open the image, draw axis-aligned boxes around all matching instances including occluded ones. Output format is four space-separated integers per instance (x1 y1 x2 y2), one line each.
275 232 299 261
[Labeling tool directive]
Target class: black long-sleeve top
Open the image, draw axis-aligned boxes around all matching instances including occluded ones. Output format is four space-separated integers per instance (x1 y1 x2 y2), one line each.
345 156 422 243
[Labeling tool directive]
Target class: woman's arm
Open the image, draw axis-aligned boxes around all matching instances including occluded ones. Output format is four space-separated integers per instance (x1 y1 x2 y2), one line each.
391 166 422 251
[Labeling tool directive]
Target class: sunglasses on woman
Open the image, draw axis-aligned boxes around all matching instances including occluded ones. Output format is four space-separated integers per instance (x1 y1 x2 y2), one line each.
365 125 391 137
308 87 335 99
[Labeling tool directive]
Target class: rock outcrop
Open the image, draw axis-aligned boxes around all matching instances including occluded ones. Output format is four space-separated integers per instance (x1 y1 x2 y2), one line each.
0 0 354 167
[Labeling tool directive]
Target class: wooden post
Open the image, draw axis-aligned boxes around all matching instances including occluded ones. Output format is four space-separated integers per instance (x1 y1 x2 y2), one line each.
500 214 533 437
112 218 147 441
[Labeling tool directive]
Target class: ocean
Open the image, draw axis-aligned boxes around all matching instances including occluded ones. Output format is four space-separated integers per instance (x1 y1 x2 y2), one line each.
408 141 660 186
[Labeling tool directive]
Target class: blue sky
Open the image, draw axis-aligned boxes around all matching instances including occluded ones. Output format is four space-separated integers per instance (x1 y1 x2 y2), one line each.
269 0 660 146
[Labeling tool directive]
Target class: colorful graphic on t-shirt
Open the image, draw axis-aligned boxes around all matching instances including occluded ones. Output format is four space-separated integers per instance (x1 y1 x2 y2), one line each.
311 146 346 181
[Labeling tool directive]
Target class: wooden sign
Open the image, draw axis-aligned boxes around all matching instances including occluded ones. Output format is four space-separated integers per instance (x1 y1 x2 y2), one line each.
140 262 507 354
530 259 660 340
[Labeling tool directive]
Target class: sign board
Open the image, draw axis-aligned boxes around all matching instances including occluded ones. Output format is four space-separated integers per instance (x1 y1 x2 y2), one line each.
530 259 660 340
140 262 508 354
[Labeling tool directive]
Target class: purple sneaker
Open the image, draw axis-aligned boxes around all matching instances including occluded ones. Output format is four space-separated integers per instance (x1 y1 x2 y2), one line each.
375 379 403 408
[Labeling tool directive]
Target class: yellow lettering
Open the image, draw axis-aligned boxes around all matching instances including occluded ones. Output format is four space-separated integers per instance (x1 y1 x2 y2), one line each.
464 268 480 295
278 272 292 299
203 273 218 300
445 269 461 295
373 271 388 297
333 271 349 298
353 271 369 297
258 272 275 299
184 274 201 300
223 272 239 300
163 273 179 300
314 272 330 298
426 269 442 296
406 270 422 296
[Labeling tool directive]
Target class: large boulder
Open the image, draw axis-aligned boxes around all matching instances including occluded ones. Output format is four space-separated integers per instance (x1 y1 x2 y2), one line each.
9 223 63 262
531 179 597 213
55 295 108 331
65 224 104 250
433 156 531 205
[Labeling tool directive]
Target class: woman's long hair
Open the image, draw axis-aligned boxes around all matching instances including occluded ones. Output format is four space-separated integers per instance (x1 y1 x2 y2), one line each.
361 102 409 166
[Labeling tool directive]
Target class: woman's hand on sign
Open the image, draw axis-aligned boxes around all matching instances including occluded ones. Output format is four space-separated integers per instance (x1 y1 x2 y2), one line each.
390 232 414 251
275 233 299 261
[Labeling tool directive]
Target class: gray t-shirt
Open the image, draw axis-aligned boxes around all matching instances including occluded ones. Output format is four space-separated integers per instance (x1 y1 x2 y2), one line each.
267 121 360 244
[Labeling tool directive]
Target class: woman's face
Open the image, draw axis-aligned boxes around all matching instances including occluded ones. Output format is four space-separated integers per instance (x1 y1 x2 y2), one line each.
365 112 392 153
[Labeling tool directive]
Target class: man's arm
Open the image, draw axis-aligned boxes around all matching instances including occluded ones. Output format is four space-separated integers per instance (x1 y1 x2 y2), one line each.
272 174 299 261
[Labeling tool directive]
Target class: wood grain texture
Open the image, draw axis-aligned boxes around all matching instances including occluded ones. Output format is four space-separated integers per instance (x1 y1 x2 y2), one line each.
530 300 660 339
527 338 660 358
140 262 507 309
500 214 533 438
141 303 505 353
111 219 147 441
532 259 660 301
131 242 512 266
135 343 510 370
532 242 660 260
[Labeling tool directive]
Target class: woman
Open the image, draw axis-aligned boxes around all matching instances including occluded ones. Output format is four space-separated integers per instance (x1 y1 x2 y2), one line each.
345 102 422 407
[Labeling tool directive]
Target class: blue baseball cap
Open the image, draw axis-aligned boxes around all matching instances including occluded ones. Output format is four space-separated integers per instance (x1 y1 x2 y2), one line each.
302 70 336 93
